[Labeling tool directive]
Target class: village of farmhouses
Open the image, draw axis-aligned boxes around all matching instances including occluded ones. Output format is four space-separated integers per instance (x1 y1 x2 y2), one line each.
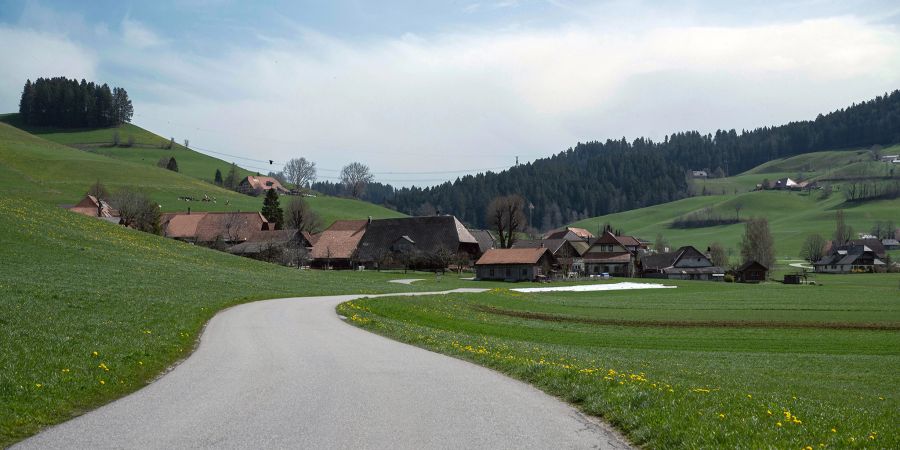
66 172 898 284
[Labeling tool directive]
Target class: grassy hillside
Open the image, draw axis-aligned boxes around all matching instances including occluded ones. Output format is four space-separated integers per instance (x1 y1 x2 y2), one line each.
0 198 491 446
342 277 900 448
573 148 900 260
0 113 254 183
0 120 403 226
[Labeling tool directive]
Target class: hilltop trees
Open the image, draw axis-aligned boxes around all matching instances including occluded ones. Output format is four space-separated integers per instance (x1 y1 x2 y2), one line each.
739 217 775 269
261 188 284 230
18 77 133 128
487 194 526 248
340 162 374 199
284 158 317 190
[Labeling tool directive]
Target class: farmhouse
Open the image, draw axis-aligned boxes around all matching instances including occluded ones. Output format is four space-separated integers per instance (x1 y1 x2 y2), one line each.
469 229 497 254
813 244 885 273
691 170 708 178
227 229 314 263
475 248 556 281
309 219 368 269
773 177 798 190
67 195 121 223
883 238 900 250
734 260 768 283
639 246 725 281
542 226 594 241
581 231 643 277
237 175 289 196
355 216 481 269
160 211 269 244
512 239 586 275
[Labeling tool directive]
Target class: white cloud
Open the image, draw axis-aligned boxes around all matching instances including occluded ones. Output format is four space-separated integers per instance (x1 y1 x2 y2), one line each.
0 26 97 110
130 15 900 184
121 18 165 49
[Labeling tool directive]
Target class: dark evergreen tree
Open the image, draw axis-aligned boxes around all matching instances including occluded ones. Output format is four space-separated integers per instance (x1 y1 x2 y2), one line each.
214 169 223 186
16 77 134 128
166 157 179 172
261 189 284 230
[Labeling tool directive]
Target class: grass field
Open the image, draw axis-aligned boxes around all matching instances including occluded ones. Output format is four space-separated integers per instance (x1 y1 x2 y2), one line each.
572 151 900 259
340 277 900 448
0 198 494 447
0 120 403 226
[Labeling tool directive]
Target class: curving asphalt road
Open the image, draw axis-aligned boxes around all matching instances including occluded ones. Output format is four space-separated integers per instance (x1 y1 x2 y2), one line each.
16 289 630 449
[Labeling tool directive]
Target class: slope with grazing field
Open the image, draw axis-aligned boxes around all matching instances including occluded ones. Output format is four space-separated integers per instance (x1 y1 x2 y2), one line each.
0 198 496 447
0 120 404 226
572 148 900 259
340 277 900 448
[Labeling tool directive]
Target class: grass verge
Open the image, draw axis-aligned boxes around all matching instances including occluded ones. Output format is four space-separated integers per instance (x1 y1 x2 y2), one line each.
338 277 900 448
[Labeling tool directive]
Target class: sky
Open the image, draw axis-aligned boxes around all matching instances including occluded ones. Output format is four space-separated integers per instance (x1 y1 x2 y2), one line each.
1 0 899 185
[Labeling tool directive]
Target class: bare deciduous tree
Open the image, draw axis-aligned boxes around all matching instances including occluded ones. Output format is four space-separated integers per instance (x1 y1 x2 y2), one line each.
86 180 109 200
800 233 827 263
733 201 744 221
486 195 526 248
285 198 322 233
739 217 775 269
833 209 853 246
284 158 317 189
708 242 729 268
109 188 161 234
340 162 374 199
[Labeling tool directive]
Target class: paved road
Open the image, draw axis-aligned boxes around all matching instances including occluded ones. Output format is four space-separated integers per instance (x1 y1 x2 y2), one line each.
16 289 630 449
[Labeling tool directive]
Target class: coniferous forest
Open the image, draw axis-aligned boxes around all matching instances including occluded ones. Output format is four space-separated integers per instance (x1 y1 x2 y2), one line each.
18 77 134 128
359 90 900 229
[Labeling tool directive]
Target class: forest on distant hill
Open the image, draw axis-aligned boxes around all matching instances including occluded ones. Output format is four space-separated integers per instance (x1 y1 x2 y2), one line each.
346 90 900 229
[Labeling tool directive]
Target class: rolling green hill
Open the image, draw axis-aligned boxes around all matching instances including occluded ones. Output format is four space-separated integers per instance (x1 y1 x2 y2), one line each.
0 113 254 183
0 119 403 227
572 148 900 260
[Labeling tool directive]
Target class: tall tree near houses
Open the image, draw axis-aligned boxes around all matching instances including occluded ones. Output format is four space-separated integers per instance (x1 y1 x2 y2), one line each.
800 233 827 263
833 209 853 246
224 163 238 190
261 188 284 230
285 197 322 233
739 217 776 270
284 158 317 190
486 195 526 248
340 162 374 199
708 242 729 268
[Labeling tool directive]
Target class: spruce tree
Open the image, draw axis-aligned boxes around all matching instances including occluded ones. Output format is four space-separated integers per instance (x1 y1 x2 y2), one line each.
166 157 179 172
261 188 284 230
214 169 223 186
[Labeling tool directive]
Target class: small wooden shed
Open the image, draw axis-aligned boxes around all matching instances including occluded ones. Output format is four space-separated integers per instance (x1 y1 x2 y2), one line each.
735 261 768 283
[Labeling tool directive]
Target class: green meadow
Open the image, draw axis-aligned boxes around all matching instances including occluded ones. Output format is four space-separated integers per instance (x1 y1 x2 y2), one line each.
572 147 900 259
0 198 492 447
340 277 900 449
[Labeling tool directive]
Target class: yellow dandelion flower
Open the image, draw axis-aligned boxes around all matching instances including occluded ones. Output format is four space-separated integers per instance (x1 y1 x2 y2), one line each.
718 413 725 419
831 428 836 433
767 410 773 416
35 383 42 388
61 368 70 373
91 351 99 357
776 422 782 427
747 394 752 399
99 380 105 385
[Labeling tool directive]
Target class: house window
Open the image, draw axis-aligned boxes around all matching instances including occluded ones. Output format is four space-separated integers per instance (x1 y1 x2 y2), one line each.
506 268 511 277
521 268 527 276
489 268 495 277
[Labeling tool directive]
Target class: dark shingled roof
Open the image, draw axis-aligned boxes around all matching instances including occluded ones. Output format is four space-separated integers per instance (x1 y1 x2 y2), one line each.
356 216 479 262
469 229 497 254
736 260 768 272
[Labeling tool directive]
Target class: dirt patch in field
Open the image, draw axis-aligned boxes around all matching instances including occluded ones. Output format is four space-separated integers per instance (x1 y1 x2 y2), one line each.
473 305 900 331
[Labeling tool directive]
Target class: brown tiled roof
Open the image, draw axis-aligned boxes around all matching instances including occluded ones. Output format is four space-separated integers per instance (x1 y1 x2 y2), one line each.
68 195 119 218
240 176 289 193
161 212 269 242
310 220 368 260
543 227 594 240
475 248 551 265
616 235 642 247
